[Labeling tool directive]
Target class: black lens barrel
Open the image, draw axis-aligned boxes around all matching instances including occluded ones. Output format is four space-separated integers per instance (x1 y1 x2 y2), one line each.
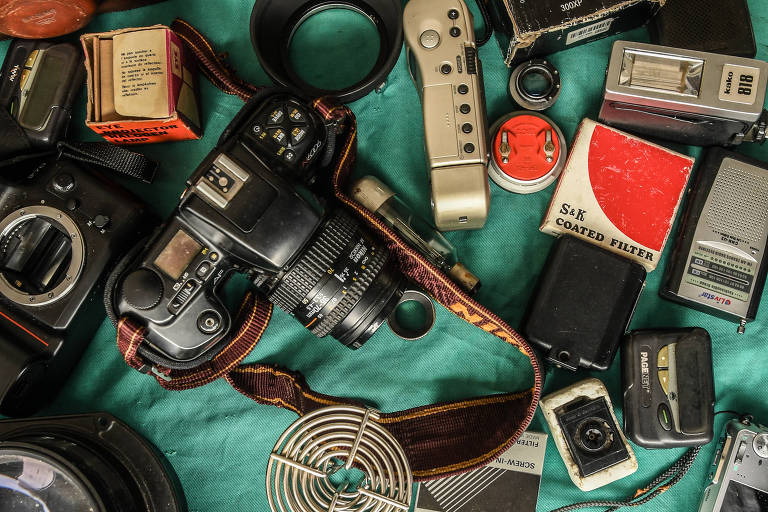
268 209 403 348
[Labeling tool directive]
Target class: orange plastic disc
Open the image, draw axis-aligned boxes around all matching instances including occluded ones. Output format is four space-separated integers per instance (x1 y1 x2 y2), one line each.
0 0 97 39
493 113 560 181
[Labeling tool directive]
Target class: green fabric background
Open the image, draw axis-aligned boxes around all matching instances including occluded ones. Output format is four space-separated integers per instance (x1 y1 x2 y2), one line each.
1 1 767 511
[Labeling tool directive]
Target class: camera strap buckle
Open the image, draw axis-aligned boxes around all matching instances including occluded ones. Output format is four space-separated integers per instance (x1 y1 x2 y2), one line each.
136 364 173 382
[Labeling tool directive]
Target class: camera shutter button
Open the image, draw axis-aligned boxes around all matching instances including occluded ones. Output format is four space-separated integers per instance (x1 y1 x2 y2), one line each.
420 30 440 49
121 270 164 310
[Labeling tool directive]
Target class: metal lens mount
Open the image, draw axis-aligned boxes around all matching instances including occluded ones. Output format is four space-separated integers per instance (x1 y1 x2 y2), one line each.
386 289 436 341
267 405 412 512
0 206 84 307
251 0 403 103
509 59 561 111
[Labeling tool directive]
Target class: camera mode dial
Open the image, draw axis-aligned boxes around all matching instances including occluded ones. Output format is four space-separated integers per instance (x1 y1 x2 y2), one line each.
121 269 164 310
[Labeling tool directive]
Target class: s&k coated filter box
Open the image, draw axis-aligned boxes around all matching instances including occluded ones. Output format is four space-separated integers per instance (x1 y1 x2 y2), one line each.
81 25 201 144
540 119 694 271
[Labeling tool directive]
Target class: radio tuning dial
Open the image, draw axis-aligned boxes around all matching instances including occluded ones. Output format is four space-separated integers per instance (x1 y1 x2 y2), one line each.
121 270 164 310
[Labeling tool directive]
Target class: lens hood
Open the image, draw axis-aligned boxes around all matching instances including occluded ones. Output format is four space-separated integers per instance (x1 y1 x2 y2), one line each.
250 0 403 103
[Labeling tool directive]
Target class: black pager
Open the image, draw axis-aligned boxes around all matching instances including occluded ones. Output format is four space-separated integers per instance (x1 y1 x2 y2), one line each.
621 328 715 448
0 39 84 150
522 235 646 371
660 148 768 334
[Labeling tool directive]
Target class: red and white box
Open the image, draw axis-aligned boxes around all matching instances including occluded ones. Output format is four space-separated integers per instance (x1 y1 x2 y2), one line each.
540 119 695 272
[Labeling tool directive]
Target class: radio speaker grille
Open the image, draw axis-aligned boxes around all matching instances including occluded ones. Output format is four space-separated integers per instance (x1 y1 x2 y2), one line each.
707 165 768 244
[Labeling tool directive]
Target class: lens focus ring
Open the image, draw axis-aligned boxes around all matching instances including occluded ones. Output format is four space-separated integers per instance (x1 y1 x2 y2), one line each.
268 211 358 313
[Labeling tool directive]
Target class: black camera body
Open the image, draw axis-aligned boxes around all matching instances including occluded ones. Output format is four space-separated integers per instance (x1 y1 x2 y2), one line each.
0 39 84 151
113 93 405 368
0 156 154 416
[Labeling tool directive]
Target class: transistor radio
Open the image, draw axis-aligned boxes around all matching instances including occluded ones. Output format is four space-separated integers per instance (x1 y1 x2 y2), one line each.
661 148 768 333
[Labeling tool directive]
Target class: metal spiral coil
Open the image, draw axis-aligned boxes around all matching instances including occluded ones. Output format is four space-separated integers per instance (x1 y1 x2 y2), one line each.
267 406 413 512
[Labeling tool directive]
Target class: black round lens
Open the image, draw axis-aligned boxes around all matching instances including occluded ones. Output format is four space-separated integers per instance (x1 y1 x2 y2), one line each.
268 210 404 349
0 414 185 512
520 69 553 98
288 8 381 92
574 418 614 453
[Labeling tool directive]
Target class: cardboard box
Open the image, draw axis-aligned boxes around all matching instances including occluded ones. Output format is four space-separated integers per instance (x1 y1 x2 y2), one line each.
81 25 201 144
487 0 665 66
540 119 694 271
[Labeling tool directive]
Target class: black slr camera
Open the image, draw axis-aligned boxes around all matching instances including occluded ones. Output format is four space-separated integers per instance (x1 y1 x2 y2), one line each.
0 155 154 416
112 92 406 369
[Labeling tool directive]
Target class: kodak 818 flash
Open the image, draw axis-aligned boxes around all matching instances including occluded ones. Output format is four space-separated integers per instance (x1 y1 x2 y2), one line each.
661 148 768 333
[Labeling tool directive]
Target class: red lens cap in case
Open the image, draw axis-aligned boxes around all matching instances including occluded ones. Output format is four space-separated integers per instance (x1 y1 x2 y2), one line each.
488 112 566 194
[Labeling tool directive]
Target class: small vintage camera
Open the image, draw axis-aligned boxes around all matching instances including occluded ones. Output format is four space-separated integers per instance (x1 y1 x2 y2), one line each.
0 155 154 416
540 378 638 491
698 416 768 512
622 328 715 448
112 92 410 369
599 41 768 147
0 39 84 151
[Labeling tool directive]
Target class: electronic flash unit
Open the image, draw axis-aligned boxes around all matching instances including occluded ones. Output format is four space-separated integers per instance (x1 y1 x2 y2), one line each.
599 41 768 147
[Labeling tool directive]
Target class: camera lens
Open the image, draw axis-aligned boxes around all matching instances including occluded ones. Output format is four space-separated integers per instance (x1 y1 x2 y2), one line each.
0 414 185 512
0 207 84 307
521 69 553 98
574 417 614 453
509 59 561 111
267 210 404 349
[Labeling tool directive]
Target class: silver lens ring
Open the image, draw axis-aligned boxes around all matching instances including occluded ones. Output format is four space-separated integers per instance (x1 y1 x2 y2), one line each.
267 405 412 512
509 59 561 111
386 289 436 341
0 205 84 307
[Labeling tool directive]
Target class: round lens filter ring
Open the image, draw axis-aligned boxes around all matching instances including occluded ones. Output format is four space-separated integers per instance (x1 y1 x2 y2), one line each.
509 59 561 111
488 111 567 194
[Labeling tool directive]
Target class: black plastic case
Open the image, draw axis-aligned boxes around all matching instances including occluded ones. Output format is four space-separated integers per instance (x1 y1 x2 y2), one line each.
649 0 756 58
621 328 715 448
522 235 646 371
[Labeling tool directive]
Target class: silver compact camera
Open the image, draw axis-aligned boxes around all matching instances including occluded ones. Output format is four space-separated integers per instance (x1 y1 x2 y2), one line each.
698 416 768 512
599 41 768 146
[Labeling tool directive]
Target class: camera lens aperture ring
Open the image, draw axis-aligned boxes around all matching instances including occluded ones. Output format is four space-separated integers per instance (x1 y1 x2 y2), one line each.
312 242 387 338
509 59 561 111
